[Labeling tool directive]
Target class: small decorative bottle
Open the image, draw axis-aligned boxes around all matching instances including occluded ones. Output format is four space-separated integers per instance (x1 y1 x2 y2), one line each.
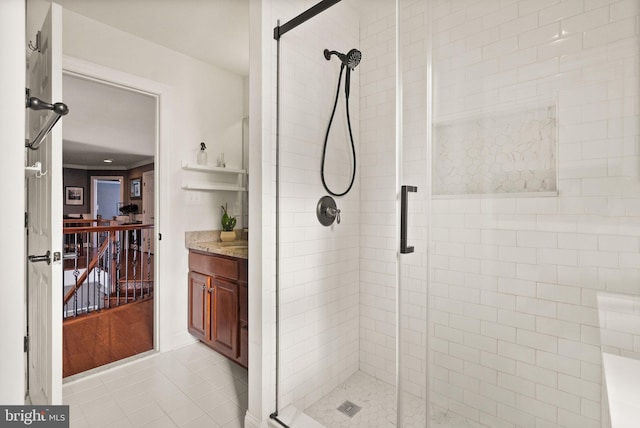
197 142 207 165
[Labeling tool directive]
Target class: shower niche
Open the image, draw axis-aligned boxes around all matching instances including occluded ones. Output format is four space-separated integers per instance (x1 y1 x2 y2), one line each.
433 103 558 196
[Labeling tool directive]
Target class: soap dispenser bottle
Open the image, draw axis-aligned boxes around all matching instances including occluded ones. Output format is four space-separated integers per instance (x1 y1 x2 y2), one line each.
197 142 207 165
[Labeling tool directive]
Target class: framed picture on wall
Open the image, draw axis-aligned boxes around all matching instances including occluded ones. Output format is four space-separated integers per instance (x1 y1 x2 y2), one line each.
130 178 142 200
65 186 84 205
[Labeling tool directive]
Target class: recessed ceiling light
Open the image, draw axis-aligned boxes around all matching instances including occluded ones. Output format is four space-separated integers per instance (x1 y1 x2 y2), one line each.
103 159 113 163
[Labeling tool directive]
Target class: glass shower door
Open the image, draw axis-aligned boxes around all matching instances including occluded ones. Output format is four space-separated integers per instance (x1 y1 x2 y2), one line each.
398 0 430 426
275 0 383 424
273 0 431 426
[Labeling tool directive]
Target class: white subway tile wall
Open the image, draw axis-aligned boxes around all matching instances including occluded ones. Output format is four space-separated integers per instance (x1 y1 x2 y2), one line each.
431 1 639 428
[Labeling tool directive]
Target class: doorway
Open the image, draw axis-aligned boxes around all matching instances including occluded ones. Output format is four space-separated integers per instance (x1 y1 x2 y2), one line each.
61 67 159 378
92 176 124 220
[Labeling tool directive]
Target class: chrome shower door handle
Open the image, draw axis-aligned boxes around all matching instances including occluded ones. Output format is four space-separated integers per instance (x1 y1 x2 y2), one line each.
400 185 418 254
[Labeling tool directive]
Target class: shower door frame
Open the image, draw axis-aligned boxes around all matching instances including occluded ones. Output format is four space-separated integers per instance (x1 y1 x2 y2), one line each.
271 4 350 427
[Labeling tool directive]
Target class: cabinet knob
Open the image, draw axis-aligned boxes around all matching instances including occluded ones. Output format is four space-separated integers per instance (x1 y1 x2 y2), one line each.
208 288 213 293
201 285 206 290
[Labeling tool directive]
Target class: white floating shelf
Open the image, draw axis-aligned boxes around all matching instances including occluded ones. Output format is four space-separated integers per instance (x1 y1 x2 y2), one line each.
181 182 246 192
181 160 246 192
181 161 245 175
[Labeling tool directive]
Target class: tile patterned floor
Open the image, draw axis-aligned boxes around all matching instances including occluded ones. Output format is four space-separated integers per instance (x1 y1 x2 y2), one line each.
65 344 474 428
63 342 247 428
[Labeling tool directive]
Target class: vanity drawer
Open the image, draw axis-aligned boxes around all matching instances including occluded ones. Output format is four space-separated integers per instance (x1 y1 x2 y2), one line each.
189 251 238 280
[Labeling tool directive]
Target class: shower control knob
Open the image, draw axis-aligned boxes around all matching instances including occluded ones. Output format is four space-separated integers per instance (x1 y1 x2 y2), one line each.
317 196 340 227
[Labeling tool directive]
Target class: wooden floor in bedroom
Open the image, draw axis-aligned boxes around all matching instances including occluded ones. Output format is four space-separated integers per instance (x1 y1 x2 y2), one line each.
62 297 154 378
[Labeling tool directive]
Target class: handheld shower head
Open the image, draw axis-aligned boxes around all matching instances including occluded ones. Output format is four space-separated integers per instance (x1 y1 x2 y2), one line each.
324 48 362 70
324 48 362 98
321 48 361 197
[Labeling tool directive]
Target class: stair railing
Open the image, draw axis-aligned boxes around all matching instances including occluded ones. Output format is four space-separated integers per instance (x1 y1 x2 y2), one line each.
62 219 154 319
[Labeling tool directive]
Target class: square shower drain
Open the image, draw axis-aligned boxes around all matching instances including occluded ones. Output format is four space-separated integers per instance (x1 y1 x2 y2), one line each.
337 400 362 418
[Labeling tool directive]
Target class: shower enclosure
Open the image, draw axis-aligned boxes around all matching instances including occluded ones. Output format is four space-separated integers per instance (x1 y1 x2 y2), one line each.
269 0 640 427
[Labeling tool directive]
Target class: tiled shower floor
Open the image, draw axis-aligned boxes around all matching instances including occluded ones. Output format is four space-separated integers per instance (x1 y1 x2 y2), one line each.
304 371 474 428
304 371 425 428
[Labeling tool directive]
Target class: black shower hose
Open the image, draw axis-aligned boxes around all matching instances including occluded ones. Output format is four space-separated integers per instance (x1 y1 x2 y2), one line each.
321 64 357 197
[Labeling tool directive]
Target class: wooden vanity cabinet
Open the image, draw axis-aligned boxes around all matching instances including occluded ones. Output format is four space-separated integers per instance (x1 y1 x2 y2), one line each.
188 250 247 368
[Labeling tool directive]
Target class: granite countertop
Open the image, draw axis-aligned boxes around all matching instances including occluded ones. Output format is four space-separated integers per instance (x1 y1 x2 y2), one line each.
187 240 248 259
185 230 248 259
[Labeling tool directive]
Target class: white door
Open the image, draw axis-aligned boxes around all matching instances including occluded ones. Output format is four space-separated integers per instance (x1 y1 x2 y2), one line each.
142 170 155 253
25 4 63 405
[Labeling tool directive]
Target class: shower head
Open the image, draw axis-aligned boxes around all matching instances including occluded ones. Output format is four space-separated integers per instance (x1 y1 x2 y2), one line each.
346 49 362 69
324 48 362 99
324 48 362 70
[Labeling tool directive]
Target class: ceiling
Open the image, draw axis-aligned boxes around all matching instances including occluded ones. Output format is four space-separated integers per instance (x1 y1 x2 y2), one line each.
62 74 156 169
57 0 249 169
57 0 250 76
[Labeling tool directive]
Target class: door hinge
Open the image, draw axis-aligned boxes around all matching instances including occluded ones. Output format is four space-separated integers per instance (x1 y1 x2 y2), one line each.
24 212 28 228
24 336 29 353
158 233 162 241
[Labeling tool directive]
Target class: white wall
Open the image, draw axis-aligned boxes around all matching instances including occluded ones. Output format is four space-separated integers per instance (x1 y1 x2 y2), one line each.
430 1 640 427
0 0 26 405
61 9 246 350
246 1 269 425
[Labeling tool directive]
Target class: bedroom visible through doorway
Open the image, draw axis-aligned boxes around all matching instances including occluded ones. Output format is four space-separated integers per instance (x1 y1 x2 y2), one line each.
62 71 157 378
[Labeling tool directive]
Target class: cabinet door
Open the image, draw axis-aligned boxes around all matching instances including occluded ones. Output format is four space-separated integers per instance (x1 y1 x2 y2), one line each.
210 277 238 358
188 271 210 340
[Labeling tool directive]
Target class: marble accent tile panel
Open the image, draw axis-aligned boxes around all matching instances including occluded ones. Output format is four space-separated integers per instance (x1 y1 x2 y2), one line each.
433 104 557 195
